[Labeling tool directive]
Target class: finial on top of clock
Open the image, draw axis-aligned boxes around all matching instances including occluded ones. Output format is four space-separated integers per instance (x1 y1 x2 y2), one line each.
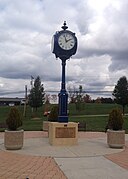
61 21 68 30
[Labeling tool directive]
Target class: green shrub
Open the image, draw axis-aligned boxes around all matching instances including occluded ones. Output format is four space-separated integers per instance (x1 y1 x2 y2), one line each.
48 105 58 122
6 107 22 130
106 108 124 131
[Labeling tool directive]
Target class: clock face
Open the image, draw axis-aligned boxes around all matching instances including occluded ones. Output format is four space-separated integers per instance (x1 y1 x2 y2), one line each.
58 33 75 50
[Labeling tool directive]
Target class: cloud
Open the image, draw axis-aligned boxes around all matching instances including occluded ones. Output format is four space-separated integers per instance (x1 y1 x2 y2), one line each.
0 0 128 98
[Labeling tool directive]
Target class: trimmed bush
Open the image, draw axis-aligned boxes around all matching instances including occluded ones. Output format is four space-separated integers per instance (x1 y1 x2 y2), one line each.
107 108 124 131
6 107 22 130
48 105 58 122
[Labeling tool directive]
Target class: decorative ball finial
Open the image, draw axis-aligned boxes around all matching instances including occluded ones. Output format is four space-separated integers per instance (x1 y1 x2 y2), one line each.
61 21 68 30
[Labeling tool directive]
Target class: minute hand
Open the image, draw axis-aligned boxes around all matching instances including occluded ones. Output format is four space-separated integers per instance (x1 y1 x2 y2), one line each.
65 38 72 43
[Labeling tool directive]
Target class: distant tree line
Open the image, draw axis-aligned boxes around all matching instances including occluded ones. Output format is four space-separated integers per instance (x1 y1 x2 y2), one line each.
27 75 128 115
68 85 114 103
67 76 128 114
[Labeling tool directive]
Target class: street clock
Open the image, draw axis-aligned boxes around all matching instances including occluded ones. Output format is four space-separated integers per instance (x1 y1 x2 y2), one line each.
52 21 77 60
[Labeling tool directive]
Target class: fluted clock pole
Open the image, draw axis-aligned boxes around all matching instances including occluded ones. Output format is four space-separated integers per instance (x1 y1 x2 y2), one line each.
58 58 68 122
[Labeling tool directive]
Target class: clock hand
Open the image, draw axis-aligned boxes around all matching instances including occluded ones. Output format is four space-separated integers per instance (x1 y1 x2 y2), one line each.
66 38 72 42
64 35 72 43
64 35 67 42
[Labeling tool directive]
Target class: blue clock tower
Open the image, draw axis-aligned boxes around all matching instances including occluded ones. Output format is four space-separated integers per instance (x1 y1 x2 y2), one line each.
52 21 77 122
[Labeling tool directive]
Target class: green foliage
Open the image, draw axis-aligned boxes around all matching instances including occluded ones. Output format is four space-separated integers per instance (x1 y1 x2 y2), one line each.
69 103 121 115
113 76 128 114
48 105 58 122
75 85 85 111
0 104 128 133
69 115 108 132
107 108 124 130
28 76 45 111
6 107 22 130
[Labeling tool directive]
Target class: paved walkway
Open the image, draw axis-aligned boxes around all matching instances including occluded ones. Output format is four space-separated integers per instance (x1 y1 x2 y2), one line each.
0 151 66 179
0 131 128 179
105 141 128 170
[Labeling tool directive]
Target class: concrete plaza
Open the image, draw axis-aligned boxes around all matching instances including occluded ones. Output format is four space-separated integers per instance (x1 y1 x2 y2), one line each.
0 131 128 179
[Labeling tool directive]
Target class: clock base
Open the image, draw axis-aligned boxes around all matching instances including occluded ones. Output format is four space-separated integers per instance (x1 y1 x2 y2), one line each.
58 116 68 123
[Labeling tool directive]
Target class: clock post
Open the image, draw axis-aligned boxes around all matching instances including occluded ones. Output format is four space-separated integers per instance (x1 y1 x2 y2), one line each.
52 21 77 123
58 57 68 122
49 22 78 145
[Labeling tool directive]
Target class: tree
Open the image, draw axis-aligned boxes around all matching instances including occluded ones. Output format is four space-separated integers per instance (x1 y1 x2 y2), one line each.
28 76 45 111
113 76 128 115
95 97 101 104
75 85 85 111
51 94 57 104
67 85 77 103
83 94 91 103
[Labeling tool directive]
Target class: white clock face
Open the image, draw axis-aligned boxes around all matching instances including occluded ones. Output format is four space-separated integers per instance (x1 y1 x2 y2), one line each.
58 33 75 50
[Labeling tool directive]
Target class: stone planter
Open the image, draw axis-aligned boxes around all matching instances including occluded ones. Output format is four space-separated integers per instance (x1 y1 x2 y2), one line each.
43 121 49 131
107 129 125 148
4 129 24 150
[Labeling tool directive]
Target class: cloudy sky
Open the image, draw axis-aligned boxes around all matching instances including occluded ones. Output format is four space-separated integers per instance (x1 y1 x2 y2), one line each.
0 0 128 98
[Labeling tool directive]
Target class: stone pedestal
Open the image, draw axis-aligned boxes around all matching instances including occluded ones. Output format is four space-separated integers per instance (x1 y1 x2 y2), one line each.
49 122 78 146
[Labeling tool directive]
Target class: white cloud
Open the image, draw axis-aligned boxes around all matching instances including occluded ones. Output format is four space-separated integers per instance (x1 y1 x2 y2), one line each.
0 0 128 98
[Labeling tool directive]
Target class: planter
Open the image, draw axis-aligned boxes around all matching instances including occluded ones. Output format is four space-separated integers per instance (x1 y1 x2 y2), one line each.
107 129 125 148
43 121 49 131
4 129 24 150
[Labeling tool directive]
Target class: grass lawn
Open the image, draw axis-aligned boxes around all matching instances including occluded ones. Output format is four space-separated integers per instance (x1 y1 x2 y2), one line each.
69 103 128 115
69 115 128 133
69 115 108 132
0 103 128 133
